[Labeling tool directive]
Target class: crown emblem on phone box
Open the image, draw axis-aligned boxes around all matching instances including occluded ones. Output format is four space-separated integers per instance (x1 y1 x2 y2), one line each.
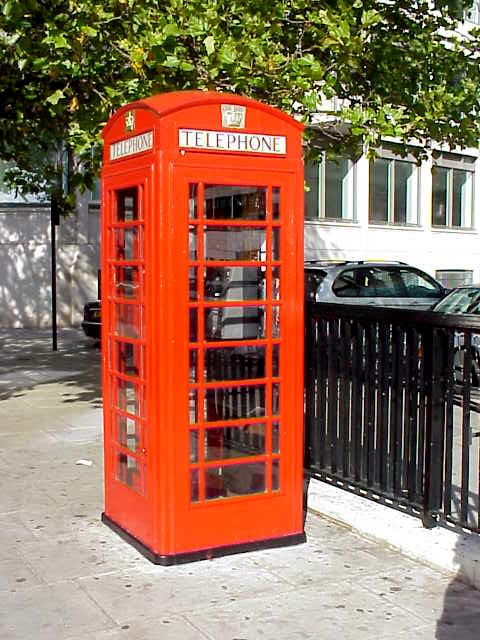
221 104 246 129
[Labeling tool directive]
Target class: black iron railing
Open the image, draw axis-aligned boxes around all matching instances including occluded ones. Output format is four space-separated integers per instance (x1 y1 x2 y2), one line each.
304 301 480 533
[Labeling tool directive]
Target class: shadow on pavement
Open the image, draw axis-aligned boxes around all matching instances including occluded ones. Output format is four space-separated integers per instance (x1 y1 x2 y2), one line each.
0 328 102 407
436 533 480 638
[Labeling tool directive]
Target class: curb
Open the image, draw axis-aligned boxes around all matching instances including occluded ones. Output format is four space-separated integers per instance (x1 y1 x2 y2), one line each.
307 477 480 590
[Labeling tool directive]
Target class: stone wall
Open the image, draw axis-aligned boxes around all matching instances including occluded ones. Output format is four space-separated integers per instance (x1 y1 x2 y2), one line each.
0 195 100 328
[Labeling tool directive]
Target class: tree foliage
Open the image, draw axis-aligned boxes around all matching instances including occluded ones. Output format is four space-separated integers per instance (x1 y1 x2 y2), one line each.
1 0 479 205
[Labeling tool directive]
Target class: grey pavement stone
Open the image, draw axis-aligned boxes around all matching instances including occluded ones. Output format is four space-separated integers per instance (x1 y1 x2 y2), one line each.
0 582 115 640
0 328 479 640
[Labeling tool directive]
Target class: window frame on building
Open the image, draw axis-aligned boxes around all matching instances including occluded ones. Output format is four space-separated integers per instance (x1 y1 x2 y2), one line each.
466 0 480 24
431 152 475 230
0 160 47 206
304 153 356 222
368 146 420 226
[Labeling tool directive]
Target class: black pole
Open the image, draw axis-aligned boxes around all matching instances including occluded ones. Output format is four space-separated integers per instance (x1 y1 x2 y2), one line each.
51 197 58 351
50 141 64 352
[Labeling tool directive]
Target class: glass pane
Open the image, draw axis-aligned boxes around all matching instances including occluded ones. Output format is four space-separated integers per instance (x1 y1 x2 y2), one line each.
272 383 280 415
432 167 448 226
116 188 138 222
434 287 480 314
113 340 142 377
114 303 142 338
113 265 141 300
362 267 400 297
190 469 199 502
205 462 266 499
204 185 266 220
189 349 198 382
204 266 265 301
272 421 280 453
189 183 198 219
189 225 198 260
272 267 280 300
114 378 143 417
190 430 199 463
304 162 319 219
272 344 280 377
272 306 280 338
273 187 280 220
117 414 141 452
272 228 280 261
204 346 266 381
113 227 141 261
204 227 266 261
394 160 414 224
452 169 468 227
399 268 443 297
325 157 350 219
189 308 198 342
189 267 198 300
189 390 198 424
332 269 363 298
272 460 280 491
204 306 265 340
116 452 143 493
369 158 389 222
204 424 266 460
205 385 266 421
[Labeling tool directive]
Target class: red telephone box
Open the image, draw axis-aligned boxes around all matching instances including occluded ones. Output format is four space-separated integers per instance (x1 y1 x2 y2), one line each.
101 91 305 563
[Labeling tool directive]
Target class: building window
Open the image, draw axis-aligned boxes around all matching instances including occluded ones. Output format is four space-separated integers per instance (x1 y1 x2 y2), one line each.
0 160 46 205
305 154 355 221
432 154 474 229
466 0 480 24
369 149 419 225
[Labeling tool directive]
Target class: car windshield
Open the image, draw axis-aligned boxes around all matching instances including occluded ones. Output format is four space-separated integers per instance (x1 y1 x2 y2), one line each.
433 287 480 315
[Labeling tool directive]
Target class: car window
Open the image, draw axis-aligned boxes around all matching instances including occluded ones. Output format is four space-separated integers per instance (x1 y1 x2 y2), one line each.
332 269 363 297
364 268 404 297
305 270 327 300
397 268 442 298
333 267 404 298
434 288 480 314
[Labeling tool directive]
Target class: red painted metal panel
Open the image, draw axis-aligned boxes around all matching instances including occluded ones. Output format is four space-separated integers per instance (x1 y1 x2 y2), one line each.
101 91 304 561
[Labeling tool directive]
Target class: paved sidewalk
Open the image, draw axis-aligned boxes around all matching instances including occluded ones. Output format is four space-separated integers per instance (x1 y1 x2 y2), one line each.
0 328 479 640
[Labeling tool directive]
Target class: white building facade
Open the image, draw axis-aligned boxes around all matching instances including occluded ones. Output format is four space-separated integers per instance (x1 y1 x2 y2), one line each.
1 140 480 328
304 144 480 287
0 194 100 328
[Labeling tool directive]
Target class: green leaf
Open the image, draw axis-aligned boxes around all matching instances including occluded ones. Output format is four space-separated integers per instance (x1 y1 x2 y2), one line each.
219 45 236 65
163 55 179 68
46 89 65 105
81 25 98 38
204 35 215 56
163 23 180 37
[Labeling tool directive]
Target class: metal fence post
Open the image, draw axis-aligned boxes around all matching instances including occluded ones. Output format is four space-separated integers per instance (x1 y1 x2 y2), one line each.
422 327 446 528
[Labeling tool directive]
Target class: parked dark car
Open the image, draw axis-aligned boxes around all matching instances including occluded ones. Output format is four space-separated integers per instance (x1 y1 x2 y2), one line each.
431 285 480 387
81 301 101 340
304 260 447 309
